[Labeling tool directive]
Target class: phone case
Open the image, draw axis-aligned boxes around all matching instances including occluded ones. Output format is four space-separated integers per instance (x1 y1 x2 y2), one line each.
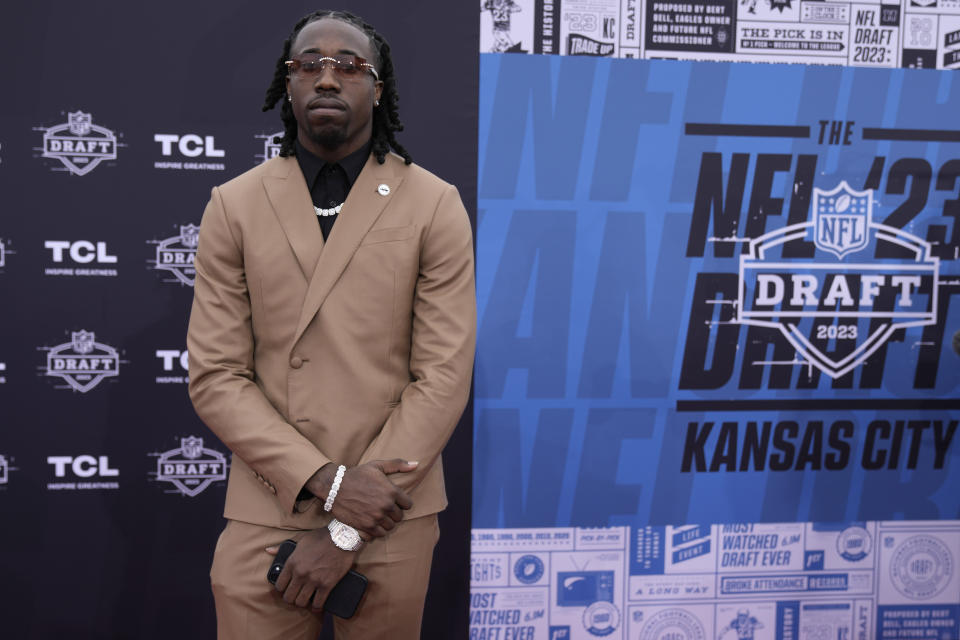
325 570 368 619
266 539 297 585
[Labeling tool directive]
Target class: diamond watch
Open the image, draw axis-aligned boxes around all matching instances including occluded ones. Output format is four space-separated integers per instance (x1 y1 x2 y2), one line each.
328 518 363 551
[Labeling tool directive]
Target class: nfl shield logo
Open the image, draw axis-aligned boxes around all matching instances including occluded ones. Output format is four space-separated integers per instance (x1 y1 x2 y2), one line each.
181 436 203 459
72 330 96 354
180 224 200 248
68 111 92 136
813 181 871 259
263 131 283 162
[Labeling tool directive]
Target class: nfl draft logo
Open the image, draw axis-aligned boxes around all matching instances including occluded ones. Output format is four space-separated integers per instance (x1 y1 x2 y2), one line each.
42 330 120 392
154 436 228 497
149 224 198 286
813 182 870 259
837 525 872 562
40 111 118 176
257 130 284 164
737 181 939 379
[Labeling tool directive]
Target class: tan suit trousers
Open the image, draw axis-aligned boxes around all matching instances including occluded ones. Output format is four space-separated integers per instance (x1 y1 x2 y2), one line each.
210 515 439 639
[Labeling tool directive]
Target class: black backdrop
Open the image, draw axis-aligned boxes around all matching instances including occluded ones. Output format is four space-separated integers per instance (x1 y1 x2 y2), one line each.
0 3 477 638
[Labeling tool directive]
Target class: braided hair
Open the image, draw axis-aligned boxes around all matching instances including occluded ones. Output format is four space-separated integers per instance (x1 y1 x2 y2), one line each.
262 10 412 164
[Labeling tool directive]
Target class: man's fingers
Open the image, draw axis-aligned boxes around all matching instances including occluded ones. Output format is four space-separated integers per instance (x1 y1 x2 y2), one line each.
395 490 413 510
275 564 292 592
379 517 396 532
311 587 331 612
387 504 404 523
361 522 389 538
282 576 302 603
294 583 315 609
264 545 278 555
374 458 419 475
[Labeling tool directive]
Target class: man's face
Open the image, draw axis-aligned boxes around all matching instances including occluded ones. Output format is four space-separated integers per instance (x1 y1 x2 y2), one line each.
285 18 383 160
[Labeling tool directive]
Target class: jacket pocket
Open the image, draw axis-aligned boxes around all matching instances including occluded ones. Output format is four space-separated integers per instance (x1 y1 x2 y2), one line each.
360 225 415 246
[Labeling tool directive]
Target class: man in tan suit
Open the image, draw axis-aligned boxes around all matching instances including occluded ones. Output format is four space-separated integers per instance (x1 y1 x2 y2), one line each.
187 10 475 639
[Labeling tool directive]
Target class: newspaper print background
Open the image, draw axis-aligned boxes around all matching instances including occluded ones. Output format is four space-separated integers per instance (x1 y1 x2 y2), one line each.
471 21 960 640
471 522 960 639
480 0 960 69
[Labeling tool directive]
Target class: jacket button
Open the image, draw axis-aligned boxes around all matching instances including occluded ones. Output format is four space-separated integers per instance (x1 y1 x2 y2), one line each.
290 356 303 369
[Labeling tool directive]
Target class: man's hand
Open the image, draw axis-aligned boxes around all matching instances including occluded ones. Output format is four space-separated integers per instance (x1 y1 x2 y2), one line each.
305 459 416 538
266 528 353 612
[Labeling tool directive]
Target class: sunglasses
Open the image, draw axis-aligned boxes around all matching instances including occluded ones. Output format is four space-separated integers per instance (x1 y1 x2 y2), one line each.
285 54 379 81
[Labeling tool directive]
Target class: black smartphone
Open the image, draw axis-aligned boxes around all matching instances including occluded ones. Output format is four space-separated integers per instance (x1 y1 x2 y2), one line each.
267 539 297 585
324 569 368 619
265 539 368 618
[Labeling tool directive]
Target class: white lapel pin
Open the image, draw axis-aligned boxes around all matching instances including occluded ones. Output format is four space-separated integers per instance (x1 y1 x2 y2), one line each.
377 183 390 196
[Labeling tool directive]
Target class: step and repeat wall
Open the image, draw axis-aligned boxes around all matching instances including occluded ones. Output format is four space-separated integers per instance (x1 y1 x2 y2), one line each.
0 3 477 638
472 1 960 639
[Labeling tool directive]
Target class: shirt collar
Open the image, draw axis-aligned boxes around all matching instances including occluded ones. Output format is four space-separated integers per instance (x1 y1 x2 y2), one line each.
294 139 372 190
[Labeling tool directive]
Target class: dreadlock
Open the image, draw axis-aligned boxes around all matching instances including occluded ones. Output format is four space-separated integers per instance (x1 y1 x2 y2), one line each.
262 10 412 165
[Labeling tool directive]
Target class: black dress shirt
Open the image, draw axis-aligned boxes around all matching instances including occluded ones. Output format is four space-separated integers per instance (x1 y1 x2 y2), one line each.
294 139 372 241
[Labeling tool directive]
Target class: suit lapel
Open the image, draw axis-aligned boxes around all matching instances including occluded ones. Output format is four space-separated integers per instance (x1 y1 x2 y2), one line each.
292 154 405 344
262 156 324 281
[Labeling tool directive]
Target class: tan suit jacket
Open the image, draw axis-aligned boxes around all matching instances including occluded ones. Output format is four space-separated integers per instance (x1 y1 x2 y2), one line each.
187 152 475 530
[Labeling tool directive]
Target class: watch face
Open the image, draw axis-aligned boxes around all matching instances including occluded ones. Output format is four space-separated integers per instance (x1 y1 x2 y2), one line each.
330 521 362 550
341 527 361 549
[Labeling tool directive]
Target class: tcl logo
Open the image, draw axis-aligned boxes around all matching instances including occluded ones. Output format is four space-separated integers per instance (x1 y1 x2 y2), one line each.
44 240 116 264
47 455 119 478
156 349 188 371
154 134 224 158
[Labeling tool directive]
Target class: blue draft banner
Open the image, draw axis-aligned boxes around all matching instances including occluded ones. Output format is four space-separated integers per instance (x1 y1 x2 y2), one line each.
471 53 960 640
